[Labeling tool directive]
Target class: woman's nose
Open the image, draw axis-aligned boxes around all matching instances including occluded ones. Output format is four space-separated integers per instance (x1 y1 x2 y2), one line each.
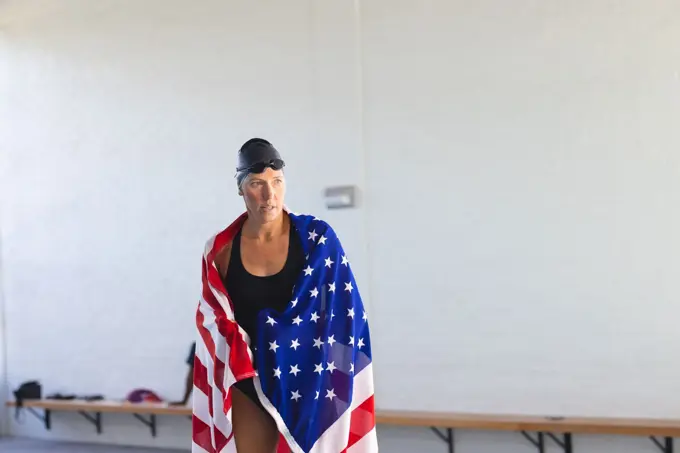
262 183 273 200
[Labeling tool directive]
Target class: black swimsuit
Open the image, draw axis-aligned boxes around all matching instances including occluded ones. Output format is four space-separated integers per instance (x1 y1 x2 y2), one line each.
224 222 305 410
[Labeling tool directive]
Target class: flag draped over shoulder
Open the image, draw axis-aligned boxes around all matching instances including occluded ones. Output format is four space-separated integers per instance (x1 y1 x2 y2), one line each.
192 211 377 453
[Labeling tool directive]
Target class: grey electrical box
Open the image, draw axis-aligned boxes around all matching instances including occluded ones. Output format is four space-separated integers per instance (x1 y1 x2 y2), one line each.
324 185 356 209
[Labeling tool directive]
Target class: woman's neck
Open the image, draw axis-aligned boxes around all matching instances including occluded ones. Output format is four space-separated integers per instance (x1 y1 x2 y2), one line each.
242 212 287 242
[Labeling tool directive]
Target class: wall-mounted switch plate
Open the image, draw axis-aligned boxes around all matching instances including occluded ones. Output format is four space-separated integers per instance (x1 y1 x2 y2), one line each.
324 185 356 209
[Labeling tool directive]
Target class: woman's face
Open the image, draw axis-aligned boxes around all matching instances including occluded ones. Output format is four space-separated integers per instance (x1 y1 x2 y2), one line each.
241 168 286 224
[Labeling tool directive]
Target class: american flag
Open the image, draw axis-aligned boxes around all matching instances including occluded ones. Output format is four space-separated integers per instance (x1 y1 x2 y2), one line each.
192 211 377 453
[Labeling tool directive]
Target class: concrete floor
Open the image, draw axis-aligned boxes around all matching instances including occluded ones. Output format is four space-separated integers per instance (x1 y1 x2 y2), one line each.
0 437 188 453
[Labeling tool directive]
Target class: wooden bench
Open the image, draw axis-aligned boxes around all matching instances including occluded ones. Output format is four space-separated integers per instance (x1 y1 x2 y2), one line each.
6 399 191 437
378 410 680 453
7 401 680 453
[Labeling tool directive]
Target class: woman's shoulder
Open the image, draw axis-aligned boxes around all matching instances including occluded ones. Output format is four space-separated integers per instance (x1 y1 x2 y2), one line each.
287 210 336 237
199 230 232 279
202 212 247 257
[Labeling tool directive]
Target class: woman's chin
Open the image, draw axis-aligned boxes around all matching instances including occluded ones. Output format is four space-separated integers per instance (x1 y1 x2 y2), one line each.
258 207 281 223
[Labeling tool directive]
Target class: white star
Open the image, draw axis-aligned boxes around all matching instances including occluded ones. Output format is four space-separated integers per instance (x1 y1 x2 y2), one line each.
345 282 353 293
308 230 318 241
315 391 319 400
292 316 303 326
357 338 365 349
310 287 319 298
310 311 320 323
362 310 368 321
291 298 298 307
341 255 349 266
326 361 337 374
291 390 301 402
269 341 279 352
350 363 354 374
349 336 354 346
290 338 300 350
273 367 282 378
289 364 301 376
313 337 324 349
331 310 335 320
328 282 336 293
314 363 324 375
266 316 277 326
326 389 336 400
327 335 336 347
304 265 314 276
318 235 327 245
324 257 334 268
347 308 355 319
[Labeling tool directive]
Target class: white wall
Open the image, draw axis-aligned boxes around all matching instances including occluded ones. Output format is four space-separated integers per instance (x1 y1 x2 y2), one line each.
360 2 680 452
363 0 680 417
0 233 6 436
1 1 679 453
0 0 366 449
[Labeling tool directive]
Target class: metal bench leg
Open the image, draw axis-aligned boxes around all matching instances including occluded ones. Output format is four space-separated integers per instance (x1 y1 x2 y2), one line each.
133 413 157 437
521 431 545 453
430 427 454 453
25 407 51 430
651 437 674 453
78 411 102 434
547 433 573 453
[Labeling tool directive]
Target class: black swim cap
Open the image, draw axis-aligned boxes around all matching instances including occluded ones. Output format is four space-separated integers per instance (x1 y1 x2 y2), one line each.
235 138 285 188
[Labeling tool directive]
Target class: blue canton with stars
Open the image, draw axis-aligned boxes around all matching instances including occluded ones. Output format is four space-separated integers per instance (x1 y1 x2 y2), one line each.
253 213 372 451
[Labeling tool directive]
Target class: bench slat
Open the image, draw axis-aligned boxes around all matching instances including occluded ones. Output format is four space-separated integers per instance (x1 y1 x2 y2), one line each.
376 410 680 437
6 400 191 416
7 401 680 437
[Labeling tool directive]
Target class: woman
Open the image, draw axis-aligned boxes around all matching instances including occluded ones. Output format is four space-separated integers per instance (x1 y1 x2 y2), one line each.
192 139 376 453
